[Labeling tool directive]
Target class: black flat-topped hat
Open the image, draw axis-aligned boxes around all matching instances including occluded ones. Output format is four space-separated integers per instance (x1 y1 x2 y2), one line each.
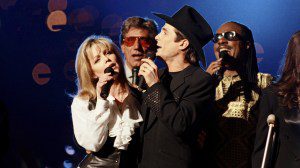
153 5 213 67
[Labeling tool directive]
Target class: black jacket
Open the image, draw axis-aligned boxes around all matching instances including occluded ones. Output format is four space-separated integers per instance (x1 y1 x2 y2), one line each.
138 65 214 168
252 86 300 168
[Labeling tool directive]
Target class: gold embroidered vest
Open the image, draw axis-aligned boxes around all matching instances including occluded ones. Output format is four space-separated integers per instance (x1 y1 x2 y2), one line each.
215 72 273 121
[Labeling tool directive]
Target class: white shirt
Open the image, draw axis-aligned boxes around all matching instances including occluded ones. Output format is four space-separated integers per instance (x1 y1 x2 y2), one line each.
71 94 142 152
124 62 133 84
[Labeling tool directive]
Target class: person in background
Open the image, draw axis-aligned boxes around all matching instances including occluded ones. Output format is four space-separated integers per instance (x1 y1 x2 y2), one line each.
253 31 300 168
119 17 158 85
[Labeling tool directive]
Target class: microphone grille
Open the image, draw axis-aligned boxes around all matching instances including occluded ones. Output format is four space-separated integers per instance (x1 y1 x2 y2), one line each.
146 51 156 60
267 114 276 125
219 51 228 59
132 66 139 72
104 67 114 74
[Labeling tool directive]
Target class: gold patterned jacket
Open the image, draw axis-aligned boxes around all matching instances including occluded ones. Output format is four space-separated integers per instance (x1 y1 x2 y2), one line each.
215 72 273 121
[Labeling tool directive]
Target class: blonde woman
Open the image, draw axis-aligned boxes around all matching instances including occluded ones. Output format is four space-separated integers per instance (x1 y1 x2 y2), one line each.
71 35 142 167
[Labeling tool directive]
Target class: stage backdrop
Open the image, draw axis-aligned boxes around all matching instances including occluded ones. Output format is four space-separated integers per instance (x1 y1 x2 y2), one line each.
0 0 299 167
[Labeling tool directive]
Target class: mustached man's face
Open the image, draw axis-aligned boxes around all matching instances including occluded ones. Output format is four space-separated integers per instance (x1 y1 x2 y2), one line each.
121 28 150 69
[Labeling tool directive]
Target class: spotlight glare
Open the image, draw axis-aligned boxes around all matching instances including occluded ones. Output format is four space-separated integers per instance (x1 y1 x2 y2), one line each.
32 63 51 85
63 160 73 168
47 10 67 32
65 145 76 155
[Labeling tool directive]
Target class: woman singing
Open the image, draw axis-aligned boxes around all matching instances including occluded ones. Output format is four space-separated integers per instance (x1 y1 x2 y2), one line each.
71 35 142 167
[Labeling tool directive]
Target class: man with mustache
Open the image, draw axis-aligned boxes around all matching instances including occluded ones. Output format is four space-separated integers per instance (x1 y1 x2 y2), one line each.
204 22 273 167
137 6 214 168
120 17 158 85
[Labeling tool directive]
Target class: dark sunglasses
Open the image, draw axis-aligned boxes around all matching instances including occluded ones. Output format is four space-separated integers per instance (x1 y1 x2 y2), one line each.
212 31 243 43
123 36 152 48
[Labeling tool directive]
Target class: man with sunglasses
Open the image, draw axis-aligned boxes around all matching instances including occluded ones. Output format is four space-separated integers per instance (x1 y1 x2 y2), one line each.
137 6 214 168
120 17 158 85
204 22 273 167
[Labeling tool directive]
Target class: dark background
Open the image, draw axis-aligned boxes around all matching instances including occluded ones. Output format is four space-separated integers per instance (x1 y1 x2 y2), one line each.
0 0 299 167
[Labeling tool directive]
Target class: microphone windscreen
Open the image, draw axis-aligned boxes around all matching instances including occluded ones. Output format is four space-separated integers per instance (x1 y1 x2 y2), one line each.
219 50 228 59
267 114 276 125
146 51 156 60
100 67 115 99
132 67 139 73
104 67 114 74
132 66 140 85
137 51 156 90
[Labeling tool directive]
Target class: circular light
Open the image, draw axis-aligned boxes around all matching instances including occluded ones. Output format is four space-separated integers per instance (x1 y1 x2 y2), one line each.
69 7 96 32
77 8 94 25
101 14 122 36
65 145 76 155
76 9 93 24
47 10 67 32
84 5 99 18
63 160 73 168
32 63 51 85
48 0 67 12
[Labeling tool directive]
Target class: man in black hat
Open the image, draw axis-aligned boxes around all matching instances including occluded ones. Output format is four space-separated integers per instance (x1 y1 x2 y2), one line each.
137 5 214 168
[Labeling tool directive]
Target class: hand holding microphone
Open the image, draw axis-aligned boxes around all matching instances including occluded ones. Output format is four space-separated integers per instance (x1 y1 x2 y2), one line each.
132 66 140 85
137 52 158 89
206 51 230 79
96 67 115 99
206 58 223 75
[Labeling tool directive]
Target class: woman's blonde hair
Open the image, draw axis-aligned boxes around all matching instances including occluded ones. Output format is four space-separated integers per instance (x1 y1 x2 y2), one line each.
75 35 127 100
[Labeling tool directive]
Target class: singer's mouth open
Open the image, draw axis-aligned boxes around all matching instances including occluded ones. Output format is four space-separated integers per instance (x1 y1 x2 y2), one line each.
219 48 230 52
219 47 230 52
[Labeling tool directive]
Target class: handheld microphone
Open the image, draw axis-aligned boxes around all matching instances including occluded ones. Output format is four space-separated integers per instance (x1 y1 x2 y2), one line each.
261 114 276 168
132 66 140 85
100 67 114 99
215 50 228 79
267 114 276 126
137 51 156 91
